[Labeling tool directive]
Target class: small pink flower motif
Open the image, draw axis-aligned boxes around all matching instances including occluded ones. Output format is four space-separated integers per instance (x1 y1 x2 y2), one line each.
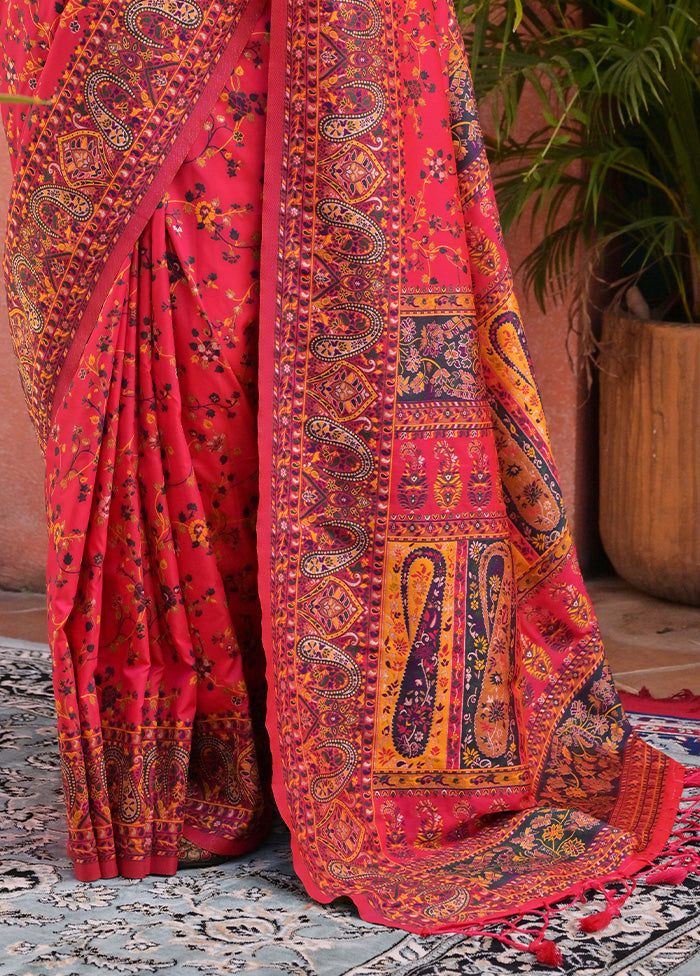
405 346 421 373
421 322 445 356
444 346 460 365
96 494 111 521
428 155 447 183
401 318 416 342
196 340 220 364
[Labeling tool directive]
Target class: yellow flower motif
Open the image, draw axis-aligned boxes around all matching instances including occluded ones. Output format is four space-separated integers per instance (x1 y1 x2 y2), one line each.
194 199 217 231
188 519 209 545
562 838 586 858
51 520 63 548
542 821 565 842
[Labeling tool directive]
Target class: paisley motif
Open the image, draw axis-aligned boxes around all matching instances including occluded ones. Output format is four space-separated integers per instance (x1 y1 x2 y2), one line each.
124 0 204 47
335 0 382 38
297 635 362 699
474 541 515 760
104 745 142 824
309 302 383 361
143 744 188 806
310 739 358 803
301 520 370 578
392 547 447 759
190 734 248 804
489 310 536 390
316 198 386 264
305 415 374 481
84 70 136 151
493 412 563 543
424 887 471 919
29 185 94 239
236 742 263 801
11 256 43 334
318 82 385 142
60 755 78 813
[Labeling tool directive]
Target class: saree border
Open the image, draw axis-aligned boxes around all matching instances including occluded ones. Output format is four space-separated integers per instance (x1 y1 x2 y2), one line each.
4 0 267 447
256 0 685 934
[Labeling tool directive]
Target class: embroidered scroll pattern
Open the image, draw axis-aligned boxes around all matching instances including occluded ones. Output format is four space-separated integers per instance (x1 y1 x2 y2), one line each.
3 0 251 445
266 0 398 867
268 0 677 930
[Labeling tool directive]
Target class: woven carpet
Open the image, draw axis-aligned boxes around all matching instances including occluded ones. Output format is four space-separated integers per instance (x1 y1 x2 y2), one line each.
2 639 700 976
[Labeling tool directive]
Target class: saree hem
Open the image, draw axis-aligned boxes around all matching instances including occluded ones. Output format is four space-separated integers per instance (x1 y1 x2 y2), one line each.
182 807 274 857
73 854 179 881
74 859 119 883
278 765 689 936
616 751 687 878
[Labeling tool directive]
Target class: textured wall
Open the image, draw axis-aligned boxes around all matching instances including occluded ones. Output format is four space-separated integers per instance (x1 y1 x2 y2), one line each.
0 93 599 594
0 127 46 591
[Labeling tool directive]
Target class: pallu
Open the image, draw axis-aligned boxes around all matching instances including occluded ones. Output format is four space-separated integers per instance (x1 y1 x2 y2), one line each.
2 0 691 943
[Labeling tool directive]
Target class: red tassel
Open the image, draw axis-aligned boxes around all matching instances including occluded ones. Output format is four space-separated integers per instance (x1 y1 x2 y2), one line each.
579 908 615 933
530 939 563 967
645 866 689 886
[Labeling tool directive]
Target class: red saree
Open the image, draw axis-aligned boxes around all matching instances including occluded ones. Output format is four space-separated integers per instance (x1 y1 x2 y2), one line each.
1 0 691 946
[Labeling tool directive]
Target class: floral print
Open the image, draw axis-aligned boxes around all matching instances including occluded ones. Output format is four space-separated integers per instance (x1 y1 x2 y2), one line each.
45 11 273 880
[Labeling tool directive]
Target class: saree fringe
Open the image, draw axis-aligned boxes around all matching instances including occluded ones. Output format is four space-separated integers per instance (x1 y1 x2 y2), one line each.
467 771 700 964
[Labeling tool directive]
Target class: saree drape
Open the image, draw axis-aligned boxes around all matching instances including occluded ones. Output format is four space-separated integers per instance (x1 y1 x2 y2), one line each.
2 0 688 939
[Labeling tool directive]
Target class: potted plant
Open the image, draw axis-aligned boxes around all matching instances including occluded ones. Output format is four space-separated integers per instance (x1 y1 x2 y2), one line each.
462 0 700 605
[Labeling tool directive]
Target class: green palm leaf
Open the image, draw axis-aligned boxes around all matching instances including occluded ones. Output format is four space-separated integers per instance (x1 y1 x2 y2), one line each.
466 0 700 322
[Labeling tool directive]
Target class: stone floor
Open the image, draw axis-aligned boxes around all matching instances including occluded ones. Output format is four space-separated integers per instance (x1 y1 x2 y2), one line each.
586 576 700 696
1 576 699 697
0 589 48 644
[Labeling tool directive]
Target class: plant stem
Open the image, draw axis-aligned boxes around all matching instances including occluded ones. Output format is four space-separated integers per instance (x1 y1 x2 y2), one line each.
0 94 51 105
611 0 646 15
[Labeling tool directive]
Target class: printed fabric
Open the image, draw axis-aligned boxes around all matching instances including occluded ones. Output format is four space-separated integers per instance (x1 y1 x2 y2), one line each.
1 0 686 935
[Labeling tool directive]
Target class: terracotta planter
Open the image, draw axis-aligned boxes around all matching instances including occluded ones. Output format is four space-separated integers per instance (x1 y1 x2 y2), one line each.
599 312 700 606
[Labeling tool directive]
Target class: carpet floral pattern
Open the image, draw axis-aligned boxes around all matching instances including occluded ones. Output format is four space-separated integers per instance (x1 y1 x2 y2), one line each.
2 640 700 976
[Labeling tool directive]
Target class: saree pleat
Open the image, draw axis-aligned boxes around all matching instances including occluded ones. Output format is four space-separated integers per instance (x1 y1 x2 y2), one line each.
1 0 690 939
45 18 272 879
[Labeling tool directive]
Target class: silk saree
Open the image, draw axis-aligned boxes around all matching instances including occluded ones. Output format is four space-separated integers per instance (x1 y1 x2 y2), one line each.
1 0 692 946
